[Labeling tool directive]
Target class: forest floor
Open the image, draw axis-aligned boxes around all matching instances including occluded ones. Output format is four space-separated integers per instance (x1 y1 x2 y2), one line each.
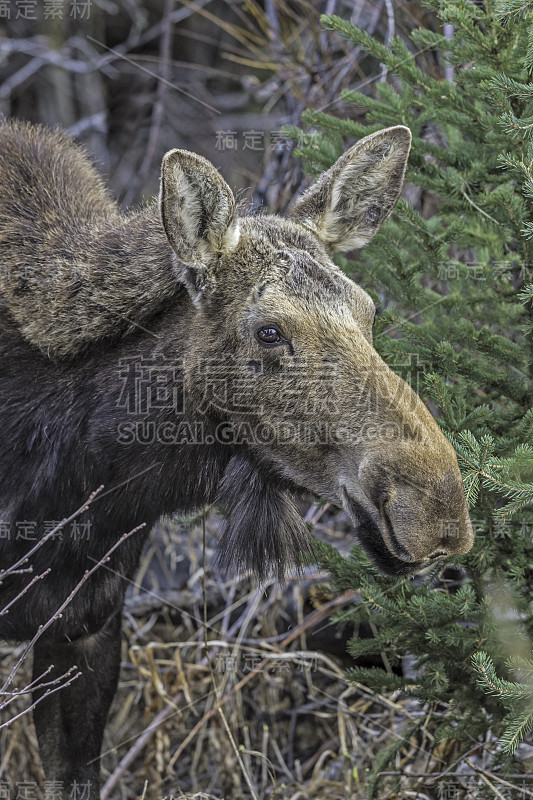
2 505 530 800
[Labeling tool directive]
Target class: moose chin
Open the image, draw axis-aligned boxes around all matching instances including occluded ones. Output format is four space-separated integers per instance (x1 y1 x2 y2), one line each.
0 119 473 797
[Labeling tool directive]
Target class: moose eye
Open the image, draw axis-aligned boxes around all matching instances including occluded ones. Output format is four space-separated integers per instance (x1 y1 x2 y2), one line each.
256 325 284 345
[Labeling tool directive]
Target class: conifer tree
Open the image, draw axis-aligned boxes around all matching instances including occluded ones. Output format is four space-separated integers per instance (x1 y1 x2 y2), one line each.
286 0 533 790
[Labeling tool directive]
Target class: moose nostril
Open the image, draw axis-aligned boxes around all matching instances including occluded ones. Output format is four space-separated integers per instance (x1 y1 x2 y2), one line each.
428 550 447 561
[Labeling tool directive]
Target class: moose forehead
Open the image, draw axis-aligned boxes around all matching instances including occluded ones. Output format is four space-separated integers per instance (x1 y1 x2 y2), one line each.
236 215 376 330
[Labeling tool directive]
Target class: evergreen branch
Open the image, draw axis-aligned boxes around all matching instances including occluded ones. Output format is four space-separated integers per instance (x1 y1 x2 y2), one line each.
321 14 435 91
300 109 378 140
471 652 525 700
526 25 533 72
460 188 502 224
494 0 533 22
518 283 533 304
499 712 533 753
500 111 533 138
345 665 410 692
489 73 533 100
365 722 424 800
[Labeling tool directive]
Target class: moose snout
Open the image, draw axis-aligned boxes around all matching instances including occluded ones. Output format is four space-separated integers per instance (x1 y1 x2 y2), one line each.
340 446 474 575
377 486 474 562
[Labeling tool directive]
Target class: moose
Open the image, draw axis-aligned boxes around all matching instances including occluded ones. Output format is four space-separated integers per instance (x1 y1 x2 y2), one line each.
0 119 473 797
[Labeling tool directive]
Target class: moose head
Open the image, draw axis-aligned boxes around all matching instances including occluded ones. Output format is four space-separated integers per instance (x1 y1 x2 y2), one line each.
159 125 474 578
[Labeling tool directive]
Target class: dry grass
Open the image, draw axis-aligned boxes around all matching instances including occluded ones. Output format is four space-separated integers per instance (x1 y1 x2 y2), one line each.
2 508 528 800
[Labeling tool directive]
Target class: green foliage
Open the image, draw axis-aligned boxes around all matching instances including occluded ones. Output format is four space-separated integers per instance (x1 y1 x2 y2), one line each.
290 0 533 791
472 651 533 753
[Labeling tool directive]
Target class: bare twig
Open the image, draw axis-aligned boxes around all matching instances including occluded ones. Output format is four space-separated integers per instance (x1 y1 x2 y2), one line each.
0 666 80 730
122 0 175 207
0 522 145 695
380 0 395 82
0 486 104 581
0 569 51 616
465 758 533 799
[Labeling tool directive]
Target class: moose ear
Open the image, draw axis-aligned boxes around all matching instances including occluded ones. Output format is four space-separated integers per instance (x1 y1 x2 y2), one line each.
159 149 240 296
214 453 314 583
289 125 411 252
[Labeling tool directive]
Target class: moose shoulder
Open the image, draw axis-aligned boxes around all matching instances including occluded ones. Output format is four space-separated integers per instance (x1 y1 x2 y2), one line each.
0 120 473 796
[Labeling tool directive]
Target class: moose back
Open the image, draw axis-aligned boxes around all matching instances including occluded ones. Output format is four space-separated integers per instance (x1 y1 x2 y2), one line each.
0 120 473 796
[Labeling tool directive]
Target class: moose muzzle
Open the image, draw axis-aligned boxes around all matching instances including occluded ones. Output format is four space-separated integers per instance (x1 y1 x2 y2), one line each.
341 442 474 576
